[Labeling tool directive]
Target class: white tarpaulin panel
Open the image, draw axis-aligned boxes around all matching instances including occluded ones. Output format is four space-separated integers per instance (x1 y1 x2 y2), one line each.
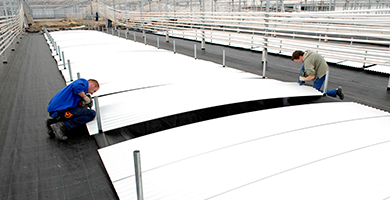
46 30 260 96
86 79 322 135
98 102 390 200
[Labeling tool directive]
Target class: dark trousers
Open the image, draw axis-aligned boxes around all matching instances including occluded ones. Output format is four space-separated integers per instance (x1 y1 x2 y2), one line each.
50 107 96 130
299 65 337 97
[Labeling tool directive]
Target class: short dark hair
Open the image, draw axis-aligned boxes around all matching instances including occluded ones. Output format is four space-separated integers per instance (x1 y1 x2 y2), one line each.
291 50 304 61
88 79 100 88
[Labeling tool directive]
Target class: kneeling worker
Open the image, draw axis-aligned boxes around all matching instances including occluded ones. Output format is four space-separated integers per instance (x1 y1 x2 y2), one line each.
46 78 100 140
291 50 344 100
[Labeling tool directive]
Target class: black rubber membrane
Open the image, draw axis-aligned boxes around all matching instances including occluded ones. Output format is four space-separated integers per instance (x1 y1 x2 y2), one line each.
94 95 339 148
0 33 118 200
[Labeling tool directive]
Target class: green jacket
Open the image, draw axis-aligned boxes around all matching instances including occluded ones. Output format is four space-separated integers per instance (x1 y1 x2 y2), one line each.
302 50 328 81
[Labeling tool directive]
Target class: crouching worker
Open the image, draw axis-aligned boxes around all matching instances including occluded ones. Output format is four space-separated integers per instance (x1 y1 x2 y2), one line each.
46 79 100 140
291 50 344 100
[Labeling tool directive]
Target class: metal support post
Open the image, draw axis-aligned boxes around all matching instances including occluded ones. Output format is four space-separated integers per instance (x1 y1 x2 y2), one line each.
157 37 159 49
166 31 169 42
125 31 128 39
134 33 136 42
323 70 329 96
134 150 144 200
94 96 103 134
363 51 367 67
62 51 66 69
173 40 176 54
201 38 205 50
58 46 61 60
2 52 7 63
223 50 225 67
68 60 73 81
144 35 146 45
387 76 390 91
194 44 197 59
262 48 267 78
77 72 80 79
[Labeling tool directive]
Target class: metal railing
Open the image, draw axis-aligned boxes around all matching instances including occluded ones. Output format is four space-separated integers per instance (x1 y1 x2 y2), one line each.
0 2 25 62
87 3 390 70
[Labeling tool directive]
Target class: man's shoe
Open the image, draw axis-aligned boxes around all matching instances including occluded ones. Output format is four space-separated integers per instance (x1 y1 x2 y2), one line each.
50 122 68 140
337 86 344 100
46 119 55 137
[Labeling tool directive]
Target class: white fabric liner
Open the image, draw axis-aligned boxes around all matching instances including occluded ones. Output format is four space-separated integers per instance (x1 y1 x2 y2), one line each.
98 102 390 200
47 30 260 96
86 79 321 135
44 30 322 135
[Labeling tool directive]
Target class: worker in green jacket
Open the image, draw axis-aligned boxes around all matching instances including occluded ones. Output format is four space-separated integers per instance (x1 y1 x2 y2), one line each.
291 50 344 100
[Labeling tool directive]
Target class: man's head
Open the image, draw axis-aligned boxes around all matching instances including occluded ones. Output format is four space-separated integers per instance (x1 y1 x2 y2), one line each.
88 79 100 94
291 50 305 63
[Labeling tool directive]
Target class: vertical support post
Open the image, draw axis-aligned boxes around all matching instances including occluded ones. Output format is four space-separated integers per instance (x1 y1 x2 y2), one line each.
166 31 169 42
323 70 329 96
194 44 197 59
261 0 270 78
2 51 7 64
54 42 57 54
68 59 73 81
363 51 367 67
251 35 253 49
157 37 160 49
279 40 282 54
112 28 114 35
144 35 146 45
62 51 66 69
94 96 103 134
58 46 62 61
134 150 144 200
134 32 136 42
201 38 205 50
77 72 80 79
173 40 176 54
126 31 128 39
223 50 225 67
387 76 390 91
11 40 15 51
262 48 267 78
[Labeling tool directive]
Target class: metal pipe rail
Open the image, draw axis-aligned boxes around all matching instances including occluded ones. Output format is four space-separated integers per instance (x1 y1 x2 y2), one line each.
74 3 390 71
0 5 24 58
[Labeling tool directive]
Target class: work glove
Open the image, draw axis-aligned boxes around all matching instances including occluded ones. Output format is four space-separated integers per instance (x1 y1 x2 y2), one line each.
299 76 305 81
83 95 91 104
79 93 93 108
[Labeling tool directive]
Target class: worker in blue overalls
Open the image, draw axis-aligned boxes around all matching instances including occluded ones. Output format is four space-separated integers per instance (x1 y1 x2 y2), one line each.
46 78 99 140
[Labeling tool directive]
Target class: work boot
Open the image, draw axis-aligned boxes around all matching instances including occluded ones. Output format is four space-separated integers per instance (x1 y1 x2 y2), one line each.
50 122 68 141
45 119 55 137
337 86 344 100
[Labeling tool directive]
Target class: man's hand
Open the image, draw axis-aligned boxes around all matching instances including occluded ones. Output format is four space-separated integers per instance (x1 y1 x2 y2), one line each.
78 93 93 108
299 76 305 81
